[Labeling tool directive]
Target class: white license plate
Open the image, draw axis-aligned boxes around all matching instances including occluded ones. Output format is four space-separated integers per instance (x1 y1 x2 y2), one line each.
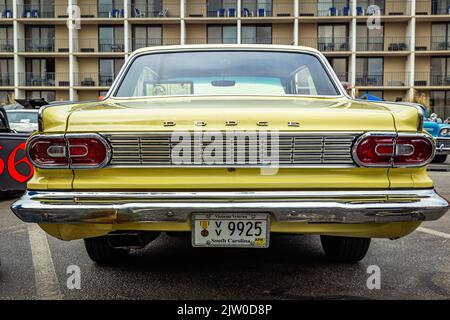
192 213 270 248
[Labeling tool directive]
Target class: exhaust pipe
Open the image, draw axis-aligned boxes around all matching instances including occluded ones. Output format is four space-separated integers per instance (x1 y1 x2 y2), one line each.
107 231 160 249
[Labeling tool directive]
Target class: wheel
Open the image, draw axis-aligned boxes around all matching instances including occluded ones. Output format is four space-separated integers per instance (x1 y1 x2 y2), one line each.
320 235 371 263
432 155 448 163
84 236 129 265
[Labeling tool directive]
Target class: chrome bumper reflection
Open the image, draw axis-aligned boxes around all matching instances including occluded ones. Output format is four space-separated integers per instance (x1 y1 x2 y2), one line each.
10 189 449 224
436 137 450 154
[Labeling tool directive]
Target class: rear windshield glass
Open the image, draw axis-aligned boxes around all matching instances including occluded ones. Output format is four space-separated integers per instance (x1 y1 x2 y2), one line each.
114 50 340 97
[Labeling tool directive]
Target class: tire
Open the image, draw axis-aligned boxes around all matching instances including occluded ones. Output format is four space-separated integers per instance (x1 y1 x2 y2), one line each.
84 236 129 265
320 235 371 263
432 155 448 164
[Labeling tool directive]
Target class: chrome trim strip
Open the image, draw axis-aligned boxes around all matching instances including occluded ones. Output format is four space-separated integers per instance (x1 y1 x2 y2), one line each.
11 189 449 224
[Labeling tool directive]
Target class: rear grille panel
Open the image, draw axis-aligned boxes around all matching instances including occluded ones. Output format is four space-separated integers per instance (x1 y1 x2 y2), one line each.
104 132 360 167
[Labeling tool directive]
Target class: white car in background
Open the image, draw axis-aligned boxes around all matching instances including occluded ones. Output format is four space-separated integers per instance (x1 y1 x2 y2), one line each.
6 109 38 134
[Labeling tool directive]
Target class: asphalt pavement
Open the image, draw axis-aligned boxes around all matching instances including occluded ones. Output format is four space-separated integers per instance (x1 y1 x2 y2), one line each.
1 166 449 300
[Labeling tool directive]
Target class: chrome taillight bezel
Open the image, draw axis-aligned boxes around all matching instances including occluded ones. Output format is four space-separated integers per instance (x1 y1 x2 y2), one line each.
27 133 111 169
352 132 436 168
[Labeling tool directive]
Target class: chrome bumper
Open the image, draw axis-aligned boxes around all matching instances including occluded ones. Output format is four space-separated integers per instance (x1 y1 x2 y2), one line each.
11 189 449 224
436 137 450 154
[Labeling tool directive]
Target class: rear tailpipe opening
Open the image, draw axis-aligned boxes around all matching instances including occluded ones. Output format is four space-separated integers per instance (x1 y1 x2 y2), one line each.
107 231 160 249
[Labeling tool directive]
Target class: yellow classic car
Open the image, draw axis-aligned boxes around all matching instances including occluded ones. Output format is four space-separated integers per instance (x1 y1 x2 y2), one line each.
11 45 450 264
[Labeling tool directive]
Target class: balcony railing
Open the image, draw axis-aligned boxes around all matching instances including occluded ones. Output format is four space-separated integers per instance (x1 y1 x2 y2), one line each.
186 37 237 45
415 72 450 86
74 39 125 53
299 37 350 51
18 39 69 53
74 73 116 87
416 36 450 51
335 72 349 82
17 5 69 18
240 2 294 17
0 73 14 86
0 6 13 18
130 3 180 17
77 4 124 18
356 37 409 51
416 0 450 15
299 1 351 17
0 39 13 52
186 3 238 17
19 72 70 87
355 72 409 86
132 38 180 50
356 1 409 16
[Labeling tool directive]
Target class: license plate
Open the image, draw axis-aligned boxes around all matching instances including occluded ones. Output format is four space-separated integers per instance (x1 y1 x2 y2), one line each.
192 213 270 248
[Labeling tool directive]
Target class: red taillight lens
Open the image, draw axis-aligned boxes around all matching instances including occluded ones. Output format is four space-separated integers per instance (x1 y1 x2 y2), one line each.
67 137 108 168
394 136 434 166
27 135 109 169
28 137 68 168
354 133 434 168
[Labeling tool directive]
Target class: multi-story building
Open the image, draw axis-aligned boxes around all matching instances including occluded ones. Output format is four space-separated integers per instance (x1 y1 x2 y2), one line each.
1 0 450 118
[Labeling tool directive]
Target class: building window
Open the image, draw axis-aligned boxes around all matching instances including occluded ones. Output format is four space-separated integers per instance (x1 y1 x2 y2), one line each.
356 57 383 86
318 0 350 16
429 91 450 119
327 57 348 82
99 59 124 86
0 58 13 86
207 0 237 17
23 0 54 18
0 26 13 52
26 90 56 102
242 0 272 17
431 0 450 15
98 0 124 17
318 24 348 51
0 90 13 105
25 26 55 52
99 25 124 52
431 23 450 50
356 0 385 15
207 25 237 44
356 23 384 51
242 25 271 44
431 57 450 86
133 25 162 50
25 58 55 86
131 0 162 17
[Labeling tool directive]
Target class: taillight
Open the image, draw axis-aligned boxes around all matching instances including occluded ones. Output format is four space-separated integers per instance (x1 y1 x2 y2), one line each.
353 133 434 168
27 134 110 169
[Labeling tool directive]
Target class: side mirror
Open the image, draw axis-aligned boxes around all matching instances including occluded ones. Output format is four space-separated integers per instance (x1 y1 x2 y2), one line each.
0 106 10 132
341 81 352 96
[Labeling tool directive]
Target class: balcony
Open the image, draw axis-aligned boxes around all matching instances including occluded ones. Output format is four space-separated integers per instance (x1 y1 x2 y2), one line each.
0 5 13 18
18 39 69 53
334 72 349 82
416 1 450 15
416 36 450 51
0 39 13 52
356 0 409 16
130 2 180 17
17 5 69 18
356 37 409 51
74 73 117 87
19 72 70 87
132 38 180 50
240 2 294 17
186 2 238 17
415 72 450 86
0 73 14 86
299 1 351 17
77 4 124 18
74 39 125 53
355 72 409 86
299 37 350 51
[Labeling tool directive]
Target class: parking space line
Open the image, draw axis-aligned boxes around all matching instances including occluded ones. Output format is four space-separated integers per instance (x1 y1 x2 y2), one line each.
417 227 450 239
28 224 63 300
